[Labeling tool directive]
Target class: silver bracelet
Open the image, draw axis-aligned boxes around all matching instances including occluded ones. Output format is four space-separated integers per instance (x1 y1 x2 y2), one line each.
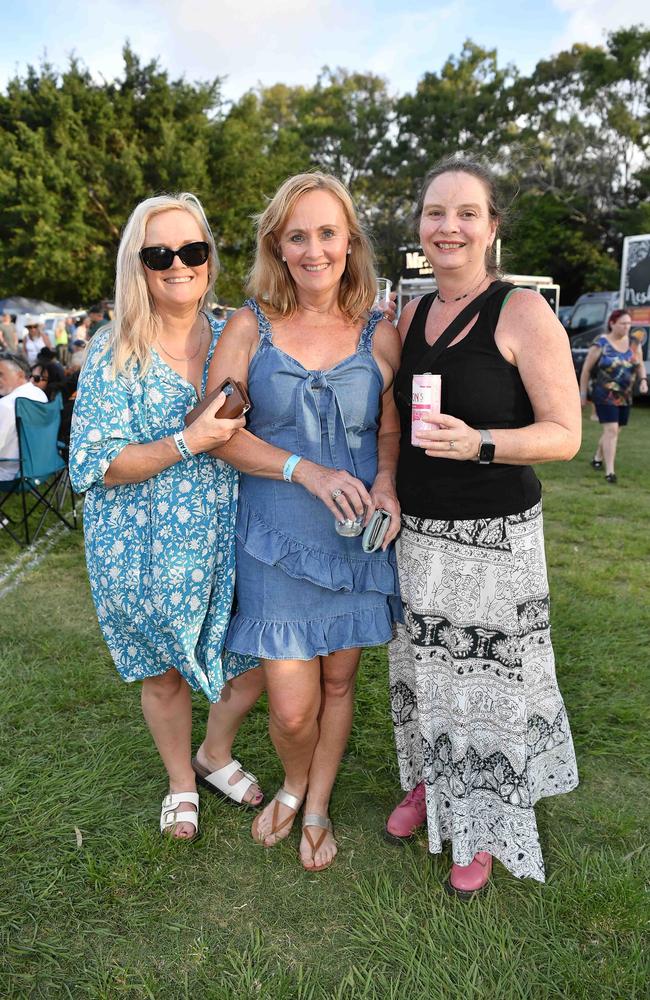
173 431 193 461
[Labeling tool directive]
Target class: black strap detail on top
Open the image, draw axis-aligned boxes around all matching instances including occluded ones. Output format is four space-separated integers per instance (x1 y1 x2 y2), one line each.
407 280 511 374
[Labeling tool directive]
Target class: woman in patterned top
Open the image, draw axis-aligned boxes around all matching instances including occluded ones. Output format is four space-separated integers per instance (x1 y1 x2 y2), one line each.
70 194 264 841
386 158 581 898
579 309 648 482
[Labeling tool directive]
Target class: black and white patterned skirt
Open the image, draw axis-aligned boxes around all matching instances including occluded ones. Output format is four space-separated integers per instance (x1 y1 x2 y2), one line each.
389 502 578 882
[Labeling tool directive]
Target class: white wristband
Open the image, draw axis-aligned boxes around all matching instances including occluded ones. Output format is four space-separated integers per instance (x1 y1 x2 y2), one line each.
173 431 193 461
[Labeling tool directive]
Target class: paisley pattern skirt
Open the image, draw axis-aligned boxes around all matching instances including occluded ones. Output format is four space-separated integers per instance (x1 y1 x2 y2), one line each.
388 502 578 881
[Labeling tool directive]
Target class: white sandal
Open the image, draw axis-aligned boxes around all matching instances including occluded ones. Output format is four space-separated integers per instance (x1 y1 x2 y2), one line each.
160 791 199 840
192 756 263 809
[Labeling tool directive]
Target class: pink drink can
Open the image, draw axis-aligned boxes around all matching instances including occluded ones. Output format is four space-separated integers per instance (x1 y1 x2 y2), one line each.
411 373 441 446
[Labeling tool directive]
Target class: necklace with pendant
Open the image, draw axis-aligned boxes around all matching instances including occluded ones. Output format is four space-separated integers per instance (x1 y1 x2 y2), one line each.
157 314 205 361
437 275 489 304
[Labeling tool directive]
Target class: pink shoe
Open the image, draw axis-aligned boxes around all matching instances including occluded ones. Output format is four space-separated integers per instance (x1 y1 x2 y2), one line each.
384 783 427 844
445 851 492 900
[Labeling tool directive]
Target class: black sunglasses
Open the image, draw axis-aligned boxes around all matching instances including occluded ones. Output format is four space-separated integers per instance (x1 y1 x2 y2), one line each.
139 241 210 271
31 372 48 382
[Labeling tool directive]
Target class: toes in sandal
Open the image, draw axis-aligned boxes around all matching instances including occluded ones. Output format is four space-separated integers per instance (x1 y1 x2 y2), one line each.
251 787 302 847
160 791 199 841
192 756 263 809
301 814 335 872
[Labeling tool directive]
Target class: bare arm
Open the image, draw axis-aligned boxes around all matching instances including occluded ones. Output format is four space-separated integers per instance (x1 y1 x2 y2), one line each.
104 391 245 487
368 319 402 544
417 290 582 464
633 345 649 393
578 344 603 403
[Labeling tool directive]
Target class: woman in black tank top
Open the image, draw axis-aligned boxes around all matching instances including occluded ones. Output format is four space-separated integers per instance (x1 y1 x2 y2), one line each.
386 158 581 897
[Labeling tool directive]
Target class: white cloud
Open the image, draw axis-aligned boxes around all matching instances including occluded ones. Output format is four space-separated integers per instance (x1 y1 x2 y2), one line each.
551 0 648 52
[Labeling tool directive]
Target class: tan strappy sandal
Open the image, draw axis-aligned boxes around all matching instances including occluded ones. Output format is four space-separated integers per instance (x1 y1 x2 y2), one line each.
301 814 335 872
251 787 302 847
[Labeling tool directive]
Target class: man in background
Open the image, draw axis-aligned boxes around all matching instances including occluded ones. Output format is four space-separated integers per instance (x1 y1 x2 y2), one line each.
0 313 18 353
0 353 48 481
86 306 106 339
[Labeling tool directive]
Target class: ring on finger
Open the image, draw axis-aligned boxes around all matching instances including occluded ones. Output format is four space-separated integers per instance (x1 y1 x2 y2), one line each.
449 440 456 450
331 488 343 500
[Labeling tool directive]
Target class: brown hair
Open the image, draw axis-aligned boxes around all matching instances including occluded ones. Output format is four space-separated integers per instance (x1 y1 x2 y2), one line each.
607 309 631 331
414 156 508 277
247 172 377 321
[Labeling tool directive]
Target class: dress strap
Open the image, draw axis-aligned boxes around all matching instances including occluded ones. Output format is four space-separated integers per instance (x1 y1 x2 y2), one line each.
244 297 273 342
357 308 383 353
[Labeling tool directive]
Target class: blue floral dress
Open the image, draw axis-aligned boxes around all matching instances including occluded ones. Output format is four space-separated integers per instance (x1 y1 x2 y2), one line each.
591 334 637 406
70 316 256 702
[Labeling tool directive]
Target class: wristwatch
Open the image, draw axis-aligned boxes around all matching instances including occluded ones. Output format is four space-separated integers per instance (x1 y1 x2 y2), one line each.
475 428 495 465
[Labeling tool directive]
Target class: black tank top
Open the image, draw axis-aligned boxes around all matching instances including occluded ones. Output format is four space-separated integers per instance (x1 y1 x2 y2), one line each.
394 283 541 519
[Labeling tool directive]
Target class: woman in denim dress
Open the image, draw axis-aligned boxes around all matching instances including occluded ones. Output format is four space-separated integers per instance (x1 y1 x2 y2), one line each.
204 173 402 871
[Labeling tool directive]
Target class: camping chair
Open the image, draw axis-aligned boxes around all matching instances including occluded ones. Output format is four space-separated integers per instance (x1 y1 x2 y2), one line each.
0 395 78 547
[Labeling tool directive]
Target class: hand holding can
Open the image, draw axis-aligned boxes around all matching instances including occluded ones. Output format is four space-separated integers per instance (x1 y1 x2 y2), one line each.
412 373 441 446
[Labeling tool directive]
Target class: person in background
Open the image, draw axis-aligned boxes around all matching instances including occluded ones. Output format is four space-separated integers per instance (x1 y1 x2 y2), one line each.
65 315 77 341
70 192 266 842
1 313 19 353
67 339 87 371
22 321 52 366
0 353 48 480
54 319 69 365
386 156 581 898
29 364 51 398
75 316 90 342
86 305 106 339
36 347 65 383
579 309 648 483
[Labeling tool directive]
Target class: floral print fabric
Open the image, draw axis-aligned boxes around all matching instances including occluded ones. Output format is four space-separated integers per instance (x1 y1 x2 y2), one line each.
389 503 578 881
70 318 256 702
591 334 637 406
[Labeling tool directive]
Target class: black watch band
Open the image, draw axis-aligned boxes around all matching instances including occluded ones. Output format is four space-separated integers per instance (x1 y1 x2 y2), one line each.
475 428 495 465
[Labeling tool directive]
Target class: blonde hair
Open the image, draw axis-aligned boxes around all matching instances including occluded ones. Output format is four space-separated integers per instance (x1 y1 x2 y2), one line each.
109 193 219 377
247 172 377 322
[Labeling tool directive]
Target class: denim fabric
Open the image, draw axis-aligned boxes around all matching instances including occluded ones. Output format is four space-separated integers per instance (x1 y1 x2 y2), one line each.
226 299 401 661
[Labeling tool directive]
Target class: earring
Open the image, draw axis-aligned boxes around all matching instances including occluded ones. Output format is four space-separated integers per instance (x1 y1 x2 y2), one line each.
347 247 351 255
282 256 286 262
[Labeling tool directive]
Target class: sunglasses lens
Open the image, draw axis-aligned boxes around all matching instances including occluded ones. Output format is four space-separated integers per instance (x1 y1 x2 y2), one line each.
178 242 210 266
140 247 174 270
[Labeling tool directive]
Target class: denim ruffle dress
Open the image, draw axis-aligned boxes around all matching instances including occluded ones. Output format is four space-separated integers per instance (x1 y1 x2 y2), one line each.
225 299 401 661
70 318 256 702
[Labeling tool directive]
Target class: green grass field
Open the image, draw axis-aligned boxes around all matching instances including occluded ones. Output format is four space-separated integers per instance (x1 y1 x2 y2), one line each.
1 409 649 999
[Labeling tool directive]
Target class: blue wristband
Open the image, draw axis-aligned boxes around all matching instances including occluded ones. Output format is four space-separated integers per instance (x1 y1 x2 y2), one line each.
283 454 302 482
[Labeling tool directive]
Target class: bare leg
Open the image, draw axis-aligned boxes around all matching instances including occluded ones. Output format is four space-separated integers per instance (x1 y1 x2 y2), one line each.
141 669 196 839
252 658 321 846
300 647 362 870
600 422 619 475
196 667 266 804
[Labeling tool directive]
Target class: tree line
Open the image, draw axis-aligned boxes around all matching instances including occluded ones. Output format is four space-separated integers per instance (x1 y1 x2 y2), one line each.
0 26 648 307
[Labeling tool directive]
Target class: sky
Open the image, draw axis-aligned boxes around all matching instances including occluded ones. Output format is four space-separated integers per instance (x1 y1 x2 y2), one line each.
0 0 647 102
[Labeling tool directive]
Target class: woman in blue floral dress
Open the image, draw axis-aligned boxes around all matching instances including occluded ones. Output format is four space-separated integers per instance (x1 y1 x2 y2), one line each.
70 194 264 840
579 309 648 482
